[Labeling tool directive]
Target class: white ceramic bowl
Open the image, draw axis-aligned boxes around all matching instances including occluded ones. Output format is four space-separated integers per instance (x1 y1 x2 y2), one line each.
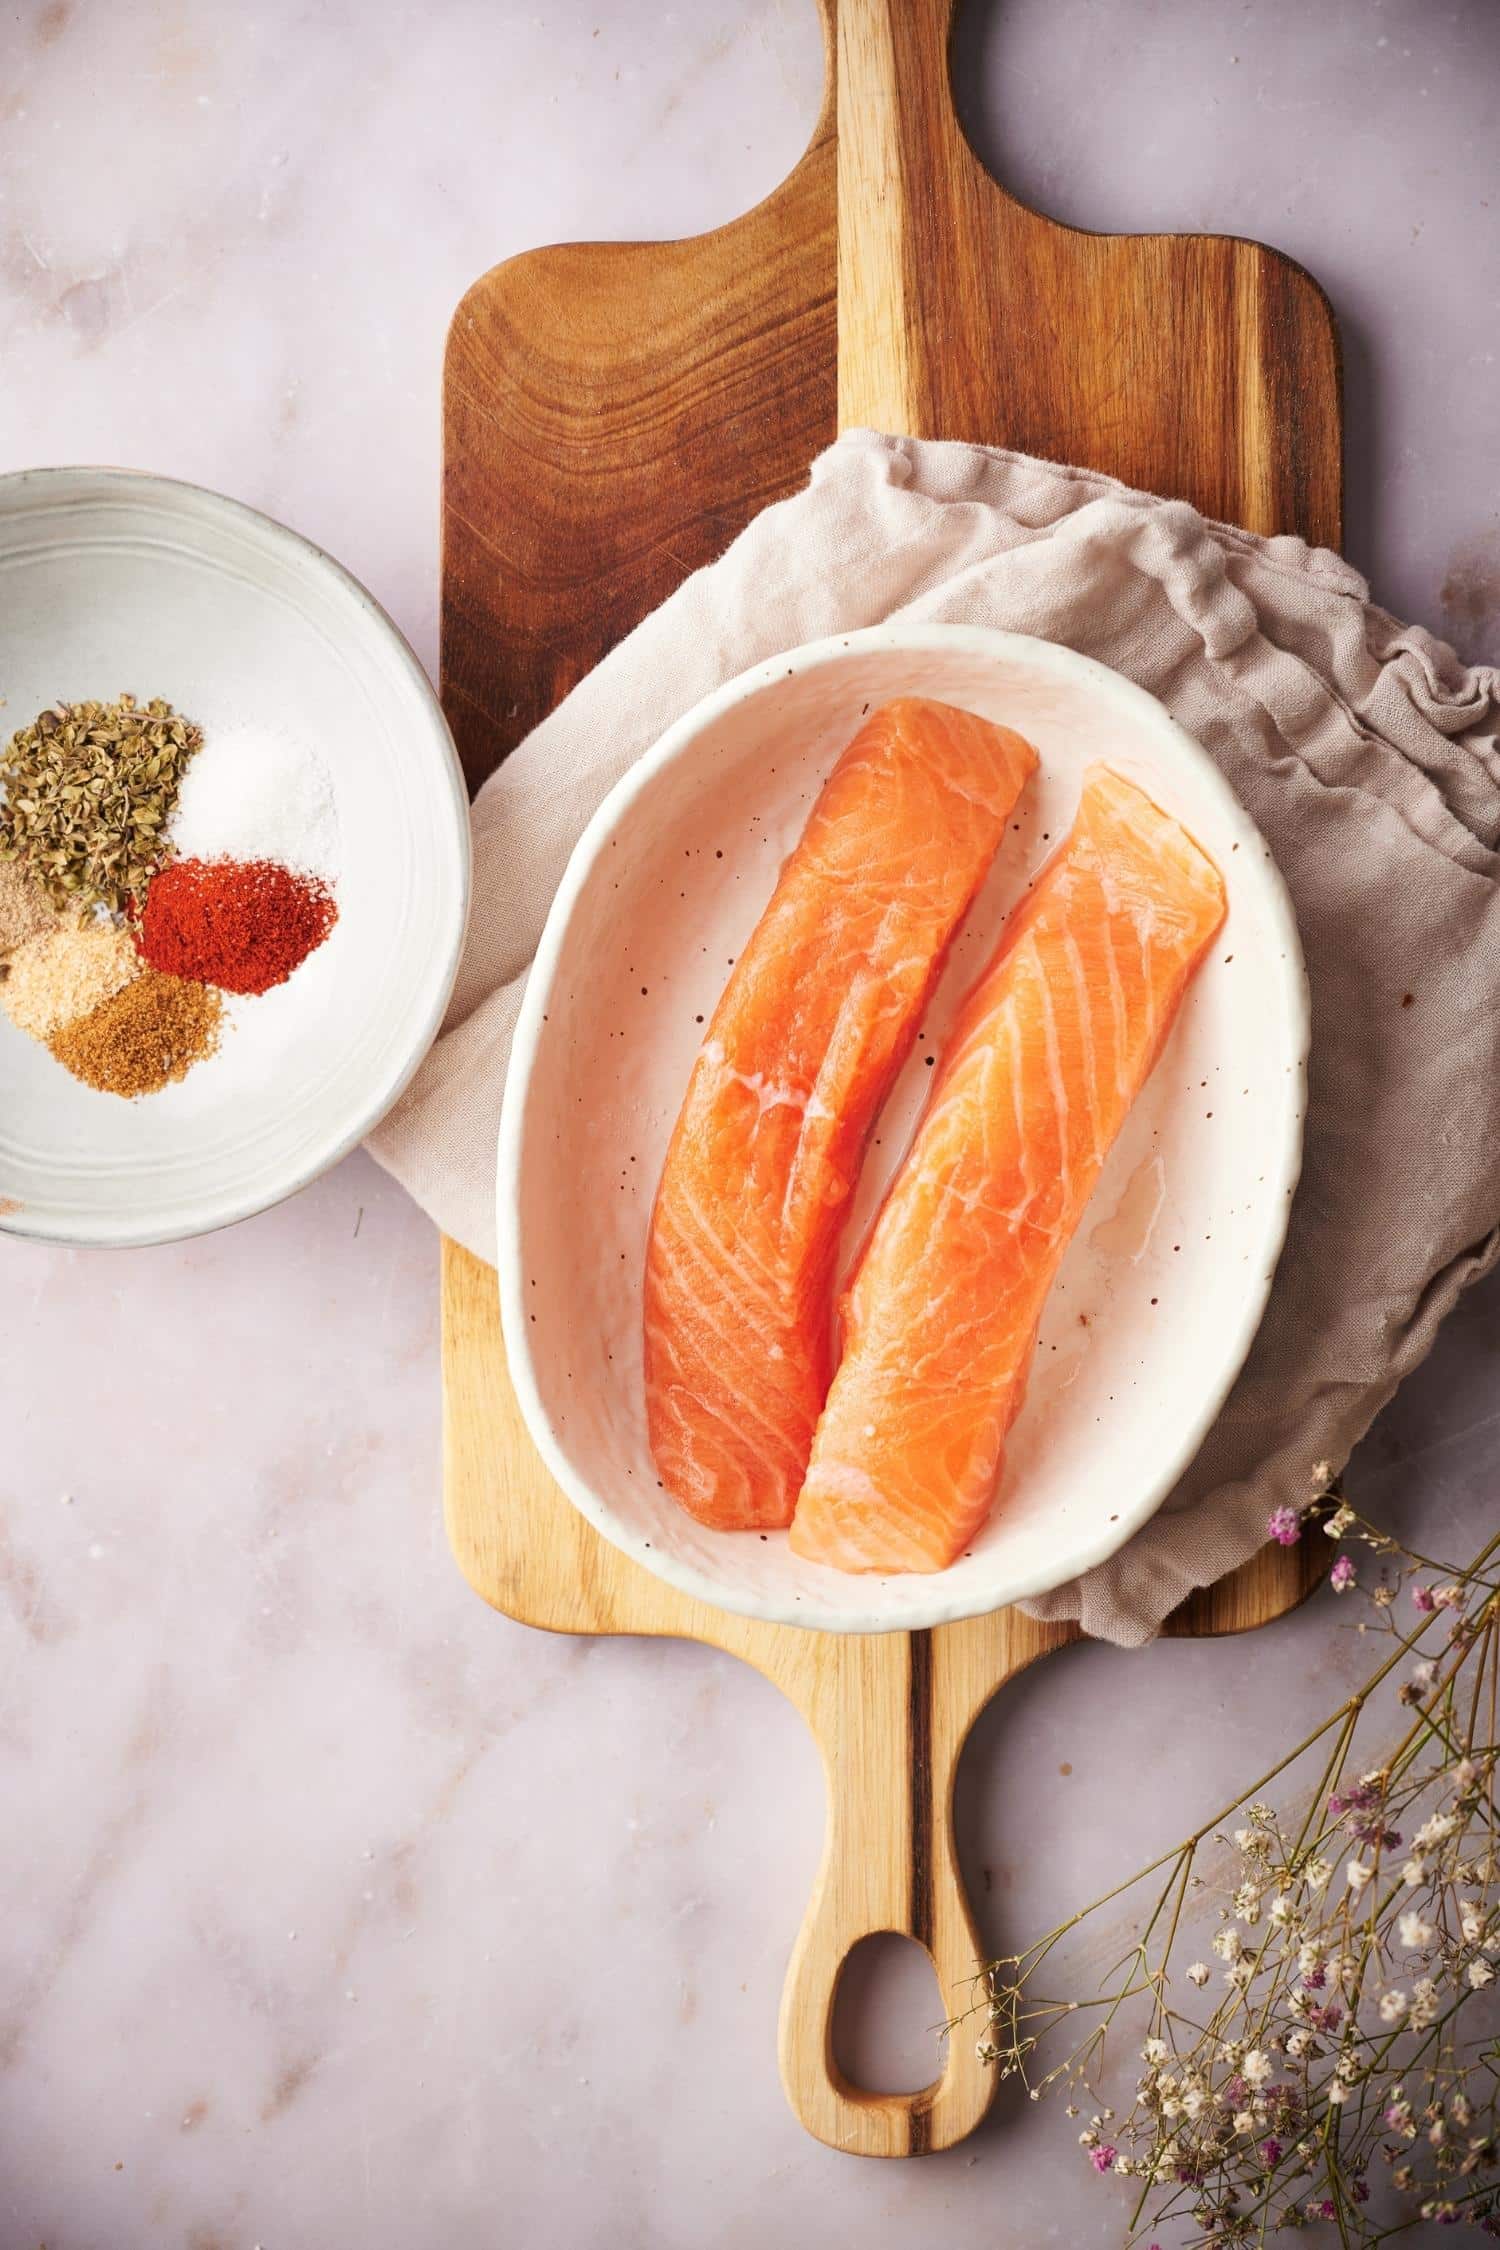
0 468 469 1247
499 625 1307 1633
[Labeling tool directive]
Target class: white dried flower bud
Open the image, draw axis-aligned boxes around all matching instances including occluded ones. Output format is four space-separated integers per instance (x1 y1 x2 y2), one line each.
1399 1911 1436 1950
1212 1928 1242 1961
1379 1988 1408 2023
1233 2110 1257 2136
1186 1961 1210 1988
1468 1958 1495 1989
1345 1858 1373 1893
1302 1855 1333 1892
1243 2050 1273 2089
1327 2078 1352 2106
1402 1858 1429 1887
1141 2036 1168 2065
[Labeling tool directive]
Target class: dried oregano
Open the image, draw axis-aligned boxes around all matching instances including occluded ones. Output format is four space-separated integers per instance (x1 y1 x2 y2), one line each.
0 694 202 915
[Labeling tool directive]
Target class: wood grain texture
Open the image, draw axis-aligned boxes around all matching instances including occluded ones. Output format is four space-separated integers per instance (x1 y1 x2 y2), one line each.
441 58 836 791
440 0 1338 2156
838 0 1341 543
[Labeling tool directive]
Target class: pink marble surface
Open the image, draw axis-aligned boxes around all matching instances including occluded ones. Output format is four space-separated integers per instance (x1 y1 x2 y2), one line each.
2 4 1496 2245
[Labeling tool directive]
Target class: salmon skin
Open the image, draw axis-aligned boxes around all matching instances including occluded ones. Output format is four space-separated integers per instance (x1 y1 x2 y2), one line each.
790 766 1226 1574
644 698 1038 1531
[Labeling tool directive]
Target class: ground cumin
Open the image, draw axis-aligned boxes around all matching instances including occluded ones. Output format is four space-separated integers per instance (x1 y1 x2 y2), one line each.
50 970 222 1096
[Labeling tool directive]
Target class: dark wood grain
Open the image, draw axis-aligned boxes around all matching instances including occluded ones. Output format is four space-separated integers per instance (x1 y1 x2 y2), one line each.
441 85 836 791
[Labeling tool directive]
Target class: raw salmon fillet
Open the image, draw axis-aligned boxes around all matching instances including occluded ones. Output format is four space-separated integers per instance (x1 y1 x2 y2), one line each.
644 699 1038 1530
791 765 1226 1574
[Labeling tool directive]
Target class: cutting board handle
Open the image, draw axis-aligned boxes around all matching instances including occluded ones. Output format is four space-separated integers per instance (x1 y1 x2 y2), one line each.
836 0 1012 435
775 1626 1056 2155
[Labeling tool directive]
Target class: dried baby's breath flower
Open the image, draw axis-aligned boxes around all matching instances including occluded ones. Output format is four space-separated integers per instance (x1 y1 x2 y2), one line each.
959 1504 1500 2247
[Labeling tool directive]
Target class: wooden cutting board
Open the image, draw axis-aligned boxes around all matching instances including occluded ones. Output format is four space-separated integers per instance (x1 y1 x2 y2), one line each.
441 0 1338 2157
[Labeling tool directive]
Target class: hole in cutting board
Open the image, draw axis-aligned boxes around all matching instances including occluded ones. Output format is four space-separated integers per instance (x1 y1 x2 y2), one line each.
830 1933 947 2096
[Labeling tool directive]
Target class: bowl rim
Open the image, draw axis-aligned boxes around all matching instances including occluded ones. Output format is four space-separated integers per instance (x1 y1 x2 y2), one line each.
0 463 471 1249
497 621 1310 1634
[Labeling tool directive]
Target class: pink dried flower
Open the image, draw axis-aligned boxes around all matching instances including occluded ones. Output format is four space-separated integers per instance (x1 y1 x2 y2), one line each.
1268 1505 1302 1546
1330 1555 1357 1593
1090 2144 1117 2173
1412 1583 1437 1613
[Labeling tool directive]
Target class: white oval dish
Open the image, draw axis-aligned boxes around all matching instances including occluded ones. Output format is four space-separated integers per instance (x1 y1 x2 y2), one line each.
0 468 469 1248
499 625 1307 1634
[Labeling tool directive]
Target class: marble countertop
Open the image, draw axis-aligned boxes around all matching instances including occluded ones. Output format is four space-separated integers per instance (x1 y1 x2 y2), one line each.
3 4 1496 2244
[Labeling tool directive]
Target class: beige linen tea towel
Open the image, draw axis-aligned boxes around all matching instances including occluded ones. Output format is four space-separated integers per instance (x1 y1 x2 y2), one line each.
369 430 1500 1647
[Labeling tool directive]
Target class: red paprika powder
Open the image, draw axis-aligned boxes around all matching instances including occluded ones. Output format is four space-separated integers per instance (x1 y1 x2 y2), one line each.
137 856 337 994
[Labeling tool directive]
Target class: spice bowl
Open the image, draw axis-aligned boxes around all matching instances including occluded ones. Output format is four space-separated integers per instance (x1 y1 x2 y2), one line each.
0 467 469 1246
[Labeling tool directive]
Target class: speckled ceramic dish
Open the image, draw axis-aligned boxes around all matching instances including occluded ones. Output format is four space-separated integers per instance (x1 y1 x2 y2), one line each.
499 624 1308 1633
0 468 469 1247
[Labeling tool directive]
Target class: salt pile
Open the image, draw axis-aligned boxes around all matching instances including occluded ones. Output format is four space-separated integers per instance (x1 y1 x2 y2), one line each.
168 729 339 875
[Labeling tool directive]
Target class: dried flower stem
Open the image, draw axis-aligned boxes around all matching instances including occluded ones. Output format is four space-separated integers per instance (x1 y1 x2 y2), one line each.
963 1500 1500 2244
